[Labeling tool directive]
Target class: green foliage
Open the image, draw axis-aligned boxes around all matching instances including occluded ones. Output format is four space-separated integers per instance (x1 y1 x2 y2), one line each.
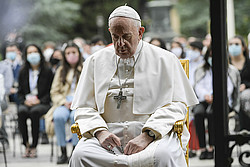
176 0 210 38
234 0 250 38
20 0 80 46
69 0 144 43
176 0 250 39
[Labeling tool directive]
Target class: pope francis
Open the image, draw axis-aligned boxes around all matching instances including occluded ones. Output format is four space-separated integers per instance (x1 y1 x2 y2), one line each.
69 5 198 167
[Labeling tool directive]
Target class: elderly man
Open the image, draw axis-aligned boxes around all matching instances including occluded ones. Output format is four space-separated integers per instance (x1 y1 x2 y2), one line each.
70 5 198 167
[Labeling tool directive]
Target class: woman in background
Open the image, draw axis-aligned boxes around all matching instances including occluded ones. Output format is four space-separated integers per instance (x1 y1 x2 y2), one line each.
193 45 240 160
18 44 53 158
46 41 83 164
229 35 250 131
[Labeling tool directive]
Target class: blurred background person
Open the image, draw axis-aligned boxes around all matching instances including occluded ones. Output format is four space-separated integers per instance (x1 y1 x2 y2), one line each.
18 44 53 158
202 34 211 56
186 41 204 87
0 74 5 138
49 49 63 74
73 37 91 60
149 37 167 50
90 35 106 54
172 36 188 50
0 58 14 147
3 42 22 105
45 41 82 164
228 35 250 131
193 45 240 160
42 41 56 63
170 41 186 59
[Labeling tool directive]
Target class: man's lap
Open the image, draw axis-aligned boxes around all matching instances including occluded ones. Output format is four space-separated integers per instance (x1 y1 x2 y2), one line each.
70 133 186 167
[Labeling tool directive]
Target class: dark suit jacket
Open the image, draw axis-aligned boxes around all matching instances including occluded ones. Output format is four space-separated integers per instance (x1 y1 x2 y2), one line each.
18 66 53 105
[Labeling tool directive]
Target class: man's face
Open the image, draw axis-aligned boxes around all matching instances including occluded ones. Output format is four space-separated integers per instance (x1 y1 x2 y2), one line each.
109 17 144 59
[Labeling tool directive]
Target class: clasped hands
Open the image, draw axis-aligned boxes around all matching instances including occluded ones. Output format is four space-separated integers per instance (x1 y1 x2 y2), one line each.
95 130 154 155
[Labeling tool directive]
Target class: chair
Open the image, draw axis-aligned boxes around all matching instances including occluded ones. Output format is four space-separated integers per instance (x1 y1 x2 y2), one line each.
71 59 190 165
173 59 189 165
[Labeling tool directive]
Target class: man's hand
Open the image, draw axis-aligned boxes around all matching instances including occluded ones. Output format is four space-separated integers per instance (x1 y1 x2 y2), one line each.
95 130 121 151
124 132 153 155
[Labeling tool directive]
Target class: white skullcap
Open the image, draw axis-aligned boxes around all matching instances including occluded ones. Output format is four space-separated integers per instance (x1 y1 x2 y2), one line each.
108 5 141 22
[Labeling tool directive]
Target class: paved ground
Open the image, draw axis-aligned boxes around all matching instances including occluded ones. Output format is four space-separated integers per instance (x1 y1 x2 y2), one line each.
1 134 246 167
0 104 247 167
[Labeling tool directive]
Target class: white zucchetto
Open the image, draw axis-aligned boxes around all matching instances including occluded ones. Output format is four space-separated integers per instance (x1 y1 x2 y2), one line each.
108 5 141 22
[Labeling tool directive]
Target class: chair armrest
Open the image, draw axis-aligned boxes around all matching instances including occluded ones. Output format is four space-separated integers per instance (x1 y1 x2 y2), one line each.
71 123 82 140
173 113 188 148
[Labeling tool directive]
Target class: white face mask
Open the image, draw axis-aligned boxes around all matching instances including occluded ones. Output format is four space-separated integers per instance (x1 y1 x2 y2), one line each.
187 50 200 61
43 48 54 62
171 47 182 58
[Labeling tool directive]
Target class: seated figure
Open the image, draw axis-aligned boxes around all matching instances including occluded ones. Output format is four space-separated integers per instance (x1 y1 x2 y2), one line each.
69 5 198 167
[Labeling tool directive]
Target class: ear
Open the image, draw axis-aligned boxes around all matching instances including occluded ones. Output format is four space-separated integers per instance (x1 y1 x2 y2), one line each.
139 27 145 40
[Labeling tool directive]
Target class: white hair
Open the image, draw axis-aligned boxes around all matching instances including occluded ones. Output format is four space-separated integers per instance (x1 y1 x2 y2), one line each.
108 17 141 30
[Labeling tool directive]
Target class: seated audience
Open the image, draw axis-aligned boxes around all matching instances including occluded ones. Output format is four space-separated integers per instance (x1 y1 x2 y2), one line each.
193 45 240 160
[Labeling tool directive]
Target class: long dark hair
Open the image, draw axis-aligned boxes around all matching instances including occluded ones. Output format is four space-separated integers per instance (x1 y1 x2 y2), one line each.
22 44 46 71
60 41 83 85
202 44 212 71
149 38 167 50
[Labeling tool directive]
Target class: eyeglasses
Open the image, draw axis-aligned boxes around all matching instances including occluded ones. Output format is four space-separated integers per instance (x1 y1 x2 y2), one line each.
229 43 241 46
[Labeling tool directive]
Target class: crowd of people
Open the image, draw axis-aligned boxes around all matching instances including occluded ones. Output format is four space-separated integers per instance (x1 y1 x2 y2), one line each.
0 9 250 165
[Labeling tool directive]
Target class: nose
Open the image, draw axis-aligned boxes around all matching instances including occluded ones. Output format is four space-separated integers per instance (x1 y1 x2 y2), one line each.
118 37 125 47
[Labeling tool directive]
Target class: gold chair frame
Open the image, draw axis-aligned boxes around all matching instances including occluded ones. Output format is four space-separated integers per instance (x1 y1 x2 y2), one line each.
71 59 190 165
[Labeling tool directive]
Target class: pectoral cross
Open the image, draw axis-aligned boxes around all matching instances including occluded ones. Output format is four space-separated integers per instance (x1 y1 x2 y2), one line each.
114 89 127 109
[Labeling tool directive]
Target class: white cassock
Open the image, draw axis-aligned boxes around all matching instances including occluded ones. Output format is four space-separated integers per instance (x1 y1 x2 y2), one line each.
69 40 198 167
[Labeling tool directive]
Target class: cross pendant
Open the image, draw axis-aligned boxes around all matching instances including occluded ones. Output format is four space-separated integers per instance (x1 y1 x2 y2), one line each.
114 89 127 109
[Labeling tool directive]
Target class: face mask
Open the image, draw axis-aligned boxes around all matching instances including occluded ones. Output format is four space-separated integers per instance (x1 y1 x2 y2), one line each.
43 48 54 62
229 44 241 56
207 57 212 66
27 53 41 65
66 53 79 65
6 52 17 61
171 47 182 58
50 57 60 65
187 50 200 61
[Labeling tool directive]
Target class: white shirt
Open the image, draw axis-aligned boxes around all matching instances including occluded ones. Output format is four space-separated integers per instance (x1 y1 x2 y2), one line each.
195 68 234 107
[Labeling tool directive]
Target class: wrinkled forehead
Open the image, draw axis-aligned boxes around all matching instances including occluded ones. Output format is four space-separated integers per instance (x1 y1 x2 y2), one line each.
109 17 136 32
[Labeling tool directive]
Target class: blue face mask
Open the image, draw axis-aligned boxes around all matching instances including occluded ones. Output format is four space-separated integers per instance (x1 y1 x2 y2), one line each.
229 44 241 56
207 57 212 66
27 53 41 65
6 52 17 61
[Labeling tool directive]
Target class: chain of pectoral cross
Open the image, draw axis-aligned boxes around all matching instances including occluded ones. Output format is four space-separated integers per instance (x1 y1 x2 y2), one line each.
114 42 143 109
